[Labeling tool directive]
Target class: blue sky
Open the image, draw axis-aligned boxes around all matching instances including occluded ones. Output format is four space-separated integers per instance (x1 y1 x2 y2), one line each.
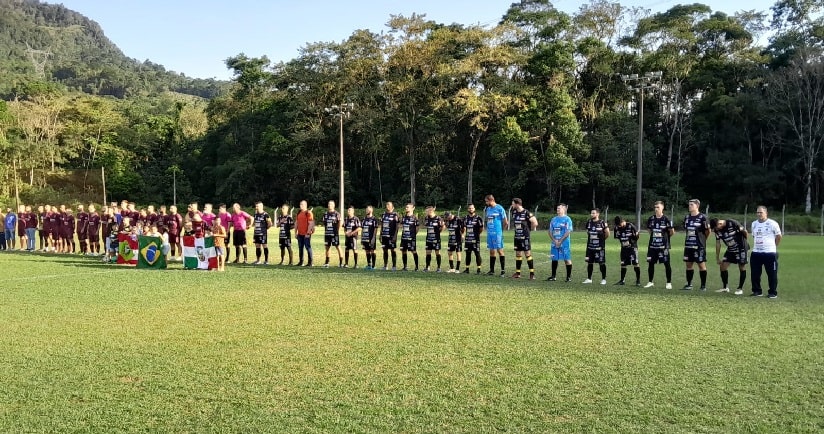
55 0 779 80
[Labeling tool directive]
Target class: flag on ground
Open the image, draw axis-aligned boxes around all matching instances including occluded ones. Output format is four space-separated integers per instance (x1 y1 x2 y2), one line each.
117 233 138 265
183 235 217 270
137 235 167 269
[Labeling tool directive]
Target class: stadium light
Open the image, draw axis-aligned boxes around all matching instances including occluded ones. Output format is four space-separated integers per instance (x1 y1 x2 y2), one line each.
622 71 662 229
324 103 354 213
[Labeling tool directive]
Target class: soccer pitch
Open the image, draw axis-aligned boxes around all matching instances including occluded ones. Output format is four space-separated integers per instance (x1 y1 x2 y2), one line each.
0 233 822 433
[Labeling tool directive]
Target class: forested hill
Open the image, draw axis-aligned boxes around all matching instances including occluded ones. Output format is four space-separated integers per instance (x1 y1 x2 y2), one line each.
0 0 227 98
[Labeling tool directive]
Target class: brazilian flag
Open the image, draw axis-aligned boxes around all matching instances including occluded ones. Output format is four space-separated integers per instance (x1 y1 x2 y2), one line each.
137 235 167 269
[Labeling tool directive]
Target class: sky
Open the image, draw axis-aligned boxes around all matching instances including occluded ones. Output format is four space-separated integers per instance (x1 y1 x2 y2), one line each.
54 0 779 80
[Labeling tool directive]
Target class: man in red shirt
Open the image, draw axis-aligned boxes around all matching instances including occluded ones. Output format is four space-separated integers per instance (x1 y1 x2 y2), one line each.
295 200 315 267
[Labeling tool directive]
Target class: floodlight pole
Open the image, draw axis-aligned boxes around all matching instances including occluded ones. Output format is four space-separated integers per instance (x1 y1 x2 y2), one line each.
622 71 662 229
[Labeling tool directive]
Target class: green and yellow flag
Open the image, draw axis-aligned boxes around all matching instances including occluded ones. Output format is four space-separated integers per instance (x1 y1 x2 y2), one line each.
137 235 167 269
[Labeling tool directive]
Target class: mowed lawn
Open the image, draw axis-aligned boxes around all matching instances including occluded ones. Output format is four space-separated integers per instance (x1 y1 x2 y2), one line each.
0 232 822 433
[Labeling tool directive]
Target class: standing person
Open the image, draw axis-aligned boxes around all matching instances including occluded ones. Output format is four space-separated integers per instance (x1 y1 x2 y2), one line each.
48 206 60 253
76 204 89 255
295 200 314 267
484 195 508 277
423 206 444 272
24 205 37 251
644 201 675 289
322 200 343 268
87 204 101 255
547 204 574 282
463 204 484 274
17 205 27 251
510 198 538 280
165 205 183 261
400 203 419 271
682 199 710 291
147 205 159 226
231 203 253 264
4 207 16 250
583 208 609 285
37 205 46 251
445 211 464 273
750 206 782 298
101 206 114 255
62 208 76 253
277 204 294 265
710 217 749 295
360 206 378 270
380 202 399 270
343 206 361 268
218 204 232 262
613 216 641 286
212 216 227 271
202 203 216 230
252 201 272 265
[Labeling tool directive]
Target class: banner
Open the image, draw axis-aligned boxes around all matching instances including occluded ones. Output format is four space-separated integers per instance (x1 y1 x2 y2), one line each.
137 235 167 269
183 235 217 270
117 233 138 265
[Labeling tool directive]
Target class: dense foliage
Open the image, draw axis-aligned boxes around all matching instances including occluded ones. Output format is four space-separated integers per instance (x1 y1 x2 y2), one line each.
1 0 823 214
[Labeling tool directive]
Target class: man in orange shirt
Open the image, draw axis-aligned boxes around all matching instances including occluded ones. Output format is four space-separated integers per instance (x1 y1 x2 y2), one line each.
295 200 315 267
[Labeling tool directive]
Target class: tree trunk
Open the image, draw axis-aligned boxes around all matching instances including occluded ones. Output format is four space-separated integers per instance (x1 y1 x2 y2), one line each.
467 133 481 205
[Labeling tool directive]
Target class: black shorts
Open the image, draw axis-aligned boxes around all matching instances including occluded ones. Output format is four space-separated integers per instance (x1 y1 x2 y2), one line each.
401 239 416 251
279 236 291 248
464 240 480 252
77 231 87 241
683 247 706 263
253 233 268 245
381 236 396 249
514 238 531 252
585 248 606 264
620 247 639 266
647 248 670 264
345 236 357 250
325 234 339 247
448 243 462 253
723 249 748 265
233 230 246 246
425 240 441 251
361 239 376 250
87 232 99 243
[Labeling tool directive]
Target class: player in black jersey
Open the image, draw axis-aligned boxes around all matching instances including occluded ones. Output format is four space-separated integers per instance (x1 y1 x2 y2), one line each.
277 204 294 265
710 217 749 294
252 202 273 265
510 198 538 280
360 206 379 270
444 212 464 273
682 199 710 291
343 206 361 268
644 201 675 289
400 203 419 271
463 204 484 274
583 208 609 284
423 206 444 272
380 202 399 270
613 216 641 286
322 200 343 267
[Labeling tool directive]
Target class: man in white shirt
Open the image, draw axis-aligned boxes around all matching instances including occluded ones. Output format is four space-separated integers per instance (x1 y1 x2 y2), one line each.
750 206 782 299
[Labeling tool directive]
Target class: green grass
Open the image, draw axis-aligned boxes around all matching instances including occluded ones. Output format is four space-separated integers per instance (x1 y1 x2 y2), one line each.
0 232 822 433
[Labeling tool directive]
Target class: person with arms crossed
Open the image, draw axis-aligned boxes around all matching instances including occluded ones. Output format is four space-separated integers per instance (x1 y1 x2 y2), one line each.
510 198 538 280
277 204 294 265
322 200 343 268
613 215 641 286
463 204 484 274
295 200 315 267
644 201 675 289
548 204 574 282
583 208 609 285
231 203 253 264
423 206 444 272
343 206 361 268
445 211 464 273
380 202 399 270
400 203 419 271
360 206 378 270
710 217 749 295
484 195 508 277
682 199 710 291
252 201 272 265
750 206 781 298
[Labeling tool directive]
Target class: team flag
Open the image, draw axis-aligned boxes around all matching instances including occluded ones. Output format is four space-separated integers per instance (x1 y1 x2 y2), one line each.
117 233 138 265
183 235 217 270
137 235 167 269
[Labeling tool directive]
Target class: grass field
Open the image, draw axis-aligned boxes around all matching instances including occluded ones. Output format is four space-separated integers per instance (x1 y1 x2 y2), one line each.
0 232 822 433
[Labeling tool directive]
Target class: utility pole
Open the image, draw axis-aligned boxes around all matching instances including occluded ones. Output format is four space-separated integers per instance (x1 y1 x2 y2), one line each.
324 103 354 212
